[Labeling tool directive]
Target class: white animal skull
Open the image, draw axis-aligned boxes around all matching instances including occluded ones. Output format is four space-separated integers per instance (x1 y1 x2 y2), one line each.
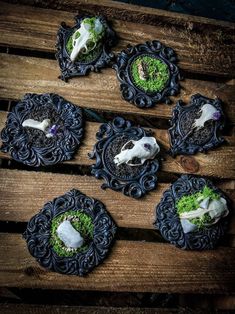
57 220 84 249
114 136 160 167
180 197 228 224
22 118 55 138
193 103 221 129
70 18 104 62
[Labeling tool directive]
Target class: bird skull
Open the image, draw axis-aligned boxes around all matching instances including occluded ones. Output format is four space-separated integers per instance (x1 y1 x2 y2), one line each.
114 136 160 167
70 18 104 62
193 103 221 129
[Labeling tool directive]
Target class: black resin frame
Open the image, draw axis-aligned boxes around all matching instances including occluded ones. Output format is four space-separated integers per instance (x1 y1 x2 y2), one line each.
89 117 160 198
168 94 225 156
56 15 117 81
1 93 84 167
23 189 117 276
113 41 181 108
154 175 231 250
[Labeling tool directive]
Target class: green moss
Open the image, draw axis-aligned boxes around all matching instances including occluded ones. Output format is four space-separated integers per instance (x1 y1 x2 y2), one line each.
130 55 170 93
50 210 94 257
176 185 220 229
66 17 104 62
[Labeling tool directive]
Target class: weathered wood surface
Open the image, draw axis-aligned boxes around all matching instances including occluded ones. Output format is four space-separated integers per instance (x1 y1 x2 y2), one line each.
0 54 234 123
0 111 235 179
0 233 235 293
0 168 234 233
1 1 234 77
0 304 179 314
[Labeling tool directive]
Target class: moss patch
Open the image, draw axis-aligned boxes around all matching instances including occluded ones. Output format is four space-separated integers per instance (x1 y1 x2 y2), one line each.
176 186 220 229
50 210 94 257
130 55 170 93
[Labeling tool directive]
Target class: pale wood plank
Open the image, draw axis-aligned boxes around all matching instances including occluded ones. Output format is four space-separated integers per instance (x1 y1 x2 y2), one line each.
0 168 234 232
0 1 234 77
0 233 235 293
0 111 235 179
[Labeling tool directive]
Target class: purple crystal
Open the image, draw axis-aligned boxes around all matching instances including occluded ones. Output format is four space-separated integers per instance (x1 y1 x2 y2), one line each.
49 125 59 136
144 143 152 151
212 111 221 121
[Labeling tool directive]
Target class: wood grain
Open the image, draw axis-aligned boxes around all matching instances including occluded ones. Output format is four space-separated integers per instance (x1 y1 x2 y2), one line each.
0 304 178 314
0 111 235 179
0 168 234 233
0 1 234 77
0 233 235 293
0 54 234 123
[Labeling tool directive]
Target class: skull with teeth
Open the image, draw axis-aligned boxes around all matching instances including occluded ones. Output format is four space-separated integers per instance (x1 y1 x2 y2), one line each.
114 136 160 167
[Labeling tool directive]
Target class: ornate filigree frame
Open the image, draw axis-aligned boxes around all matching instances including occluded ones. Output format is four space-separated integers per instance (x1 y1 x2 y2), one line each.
23 189 117 276
89 117 160 198
113 41 181 108
154 175 231 250
56 15 117 81
1 93 84 167
168 94 225 156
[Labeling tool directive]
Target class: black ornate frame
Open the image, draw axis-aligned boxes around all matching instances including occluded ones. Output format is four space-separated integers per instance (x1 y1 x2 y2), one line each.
1 93 84 167
113 41 181 108
23 189 117 276
154 175 231 250
56 15 117 81
168 94 225 156
89 117 160 198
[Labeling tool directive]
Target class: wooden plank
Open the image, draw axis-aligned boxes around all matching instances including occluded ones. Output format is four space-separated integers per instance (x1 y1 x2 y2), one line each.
0 304 178 314
0 111 235 179
0 233 235 293
0 168 234 233
0 1 234 77
0 54 234 123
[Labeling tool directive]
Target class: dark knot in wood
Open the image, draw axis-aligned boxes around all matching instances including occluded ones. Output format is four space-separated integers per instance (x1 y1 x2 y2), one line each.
179 156 199 173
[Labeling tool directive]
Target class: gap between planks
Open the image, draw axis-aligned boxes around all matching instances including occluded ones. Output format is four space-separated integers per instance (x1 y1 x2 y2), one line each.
0 111 235 179
0 168 234 234
0 233 235 293
0 1 234 77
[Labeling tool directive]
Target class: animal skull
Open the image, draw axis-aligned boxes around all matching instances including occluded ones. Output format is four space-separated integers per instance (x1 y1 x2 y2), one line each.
193 103 221 129
114 136 160 167
57 220 84 249
70 18 104 62
22 118 57 138
180 196 228 233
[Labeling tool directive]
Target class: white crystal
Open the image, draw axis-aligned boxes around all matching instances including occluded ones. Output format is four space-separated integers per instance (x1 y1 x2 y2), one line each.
193 103 218 129
180 218 198 233
56 220 84 249
199 197 210 209
114 136 160 167
22 118 51 132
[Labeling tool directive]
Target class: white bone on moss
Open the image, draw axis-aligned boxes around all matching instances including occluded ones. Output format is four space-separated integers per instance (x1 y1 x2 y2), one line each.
56 220 84 249
179 197 228 220
193 103 220 129
22 118 55 138
70 18 103 62
114 136 160 167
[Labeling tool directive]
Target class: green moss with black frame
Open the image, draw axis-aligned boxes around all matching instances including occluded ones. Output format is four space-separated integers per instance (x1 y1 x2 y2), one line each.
50 210 94 257
130 55 170 93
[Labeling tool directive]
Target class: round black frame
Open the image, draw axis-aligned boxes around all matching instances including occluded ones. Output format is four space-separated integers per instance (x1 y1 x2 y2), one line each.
154 175 231 250
89 117 160 198
113 41 181 108
23 189 117 276
56 15 117 81
1 93 84 167
168 94 225 156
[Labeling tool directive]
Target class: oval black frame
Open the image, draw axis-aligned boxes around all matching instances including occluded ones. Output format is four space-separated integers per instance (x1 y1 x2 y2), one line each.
168 93 225 156
23 189 117 276
56 15 117 81
1 93 84 167
154 175 231 250
113 41 181 108
89 117 160 198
